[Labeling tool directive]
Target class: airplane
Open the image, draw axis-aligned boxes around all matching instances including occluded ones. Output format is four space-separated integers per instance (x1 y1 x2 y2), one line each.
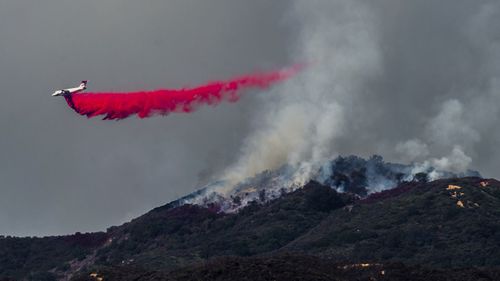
52 81 87 97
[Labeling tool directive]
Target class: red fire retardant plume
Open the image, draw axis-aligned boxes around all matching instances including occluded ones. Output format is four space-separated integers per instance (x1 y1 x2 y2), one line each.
64 65 303 120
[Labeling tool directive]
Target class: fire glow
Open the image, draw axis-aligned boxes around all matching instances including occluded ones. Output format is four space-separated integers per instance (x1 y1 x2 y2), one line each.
64 65 303 120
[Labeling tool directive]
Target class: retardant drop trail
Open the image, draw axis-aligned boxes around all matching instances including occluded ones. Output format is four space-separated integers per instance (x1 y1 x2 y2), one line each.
64 65 303 120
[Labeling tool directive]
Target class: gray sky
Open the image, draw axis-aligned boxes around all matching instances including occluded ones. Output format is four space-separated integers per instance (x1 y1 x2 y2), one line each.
0 0 292 236
1 0 499 236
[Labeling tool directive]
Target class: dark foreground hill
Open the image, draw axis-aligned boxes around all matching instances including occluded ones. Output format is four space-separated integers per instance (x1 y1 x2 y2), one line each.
285 177 500 266
71 254 500 281
1 177 500 280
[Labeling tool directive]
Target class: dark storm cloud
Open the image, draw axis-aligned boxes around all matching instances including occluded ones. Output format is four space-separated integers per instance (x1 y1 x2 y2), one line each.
0 0 292 236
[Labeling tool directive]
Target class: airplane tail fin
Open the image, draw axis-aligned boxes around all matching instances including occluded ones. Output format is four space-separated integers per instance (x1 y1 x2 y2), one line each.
80 80 88 89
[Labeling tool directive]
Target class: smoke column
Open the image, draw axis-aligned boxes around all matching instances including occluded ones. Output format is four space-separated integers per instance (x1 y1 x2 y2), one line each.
220 0 382 190
218 0 500 194
64 65 302 120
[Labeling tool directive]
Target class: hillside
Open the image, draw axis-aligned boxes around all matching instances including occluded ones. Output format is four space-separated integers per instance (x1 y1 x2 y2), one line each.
176 155 480 212
285 177 500 266
90 181 354 270
1 176 500 280
72 255 500 281
0 232 107 280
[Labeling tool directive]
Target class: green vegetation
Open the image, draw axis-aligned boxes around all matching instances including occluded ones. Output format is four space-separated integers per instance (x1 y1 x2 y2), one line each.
95 181 352 269
287 178 500 266
0 232 106 280
72 254 500 281
1 177 500 280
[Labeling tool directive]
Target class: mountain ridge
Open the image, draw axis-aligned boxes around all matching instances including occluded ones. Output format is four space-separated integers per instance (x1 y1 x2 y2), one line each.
0 156 497 281
177 155 480 212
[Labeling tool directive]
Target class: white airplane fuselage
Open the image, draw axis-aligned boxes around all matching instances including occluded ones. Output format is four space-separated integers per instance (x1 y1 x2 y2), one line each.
52 81 87 97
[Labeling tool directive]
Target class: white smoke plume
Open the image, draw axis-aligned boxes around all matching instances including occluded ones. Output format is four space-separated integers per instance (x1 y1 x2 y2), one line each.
221 0 381 192
394 2 500 175
396 139 429 162
431 146 472 173
212 0 500 197
397 99 478 173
